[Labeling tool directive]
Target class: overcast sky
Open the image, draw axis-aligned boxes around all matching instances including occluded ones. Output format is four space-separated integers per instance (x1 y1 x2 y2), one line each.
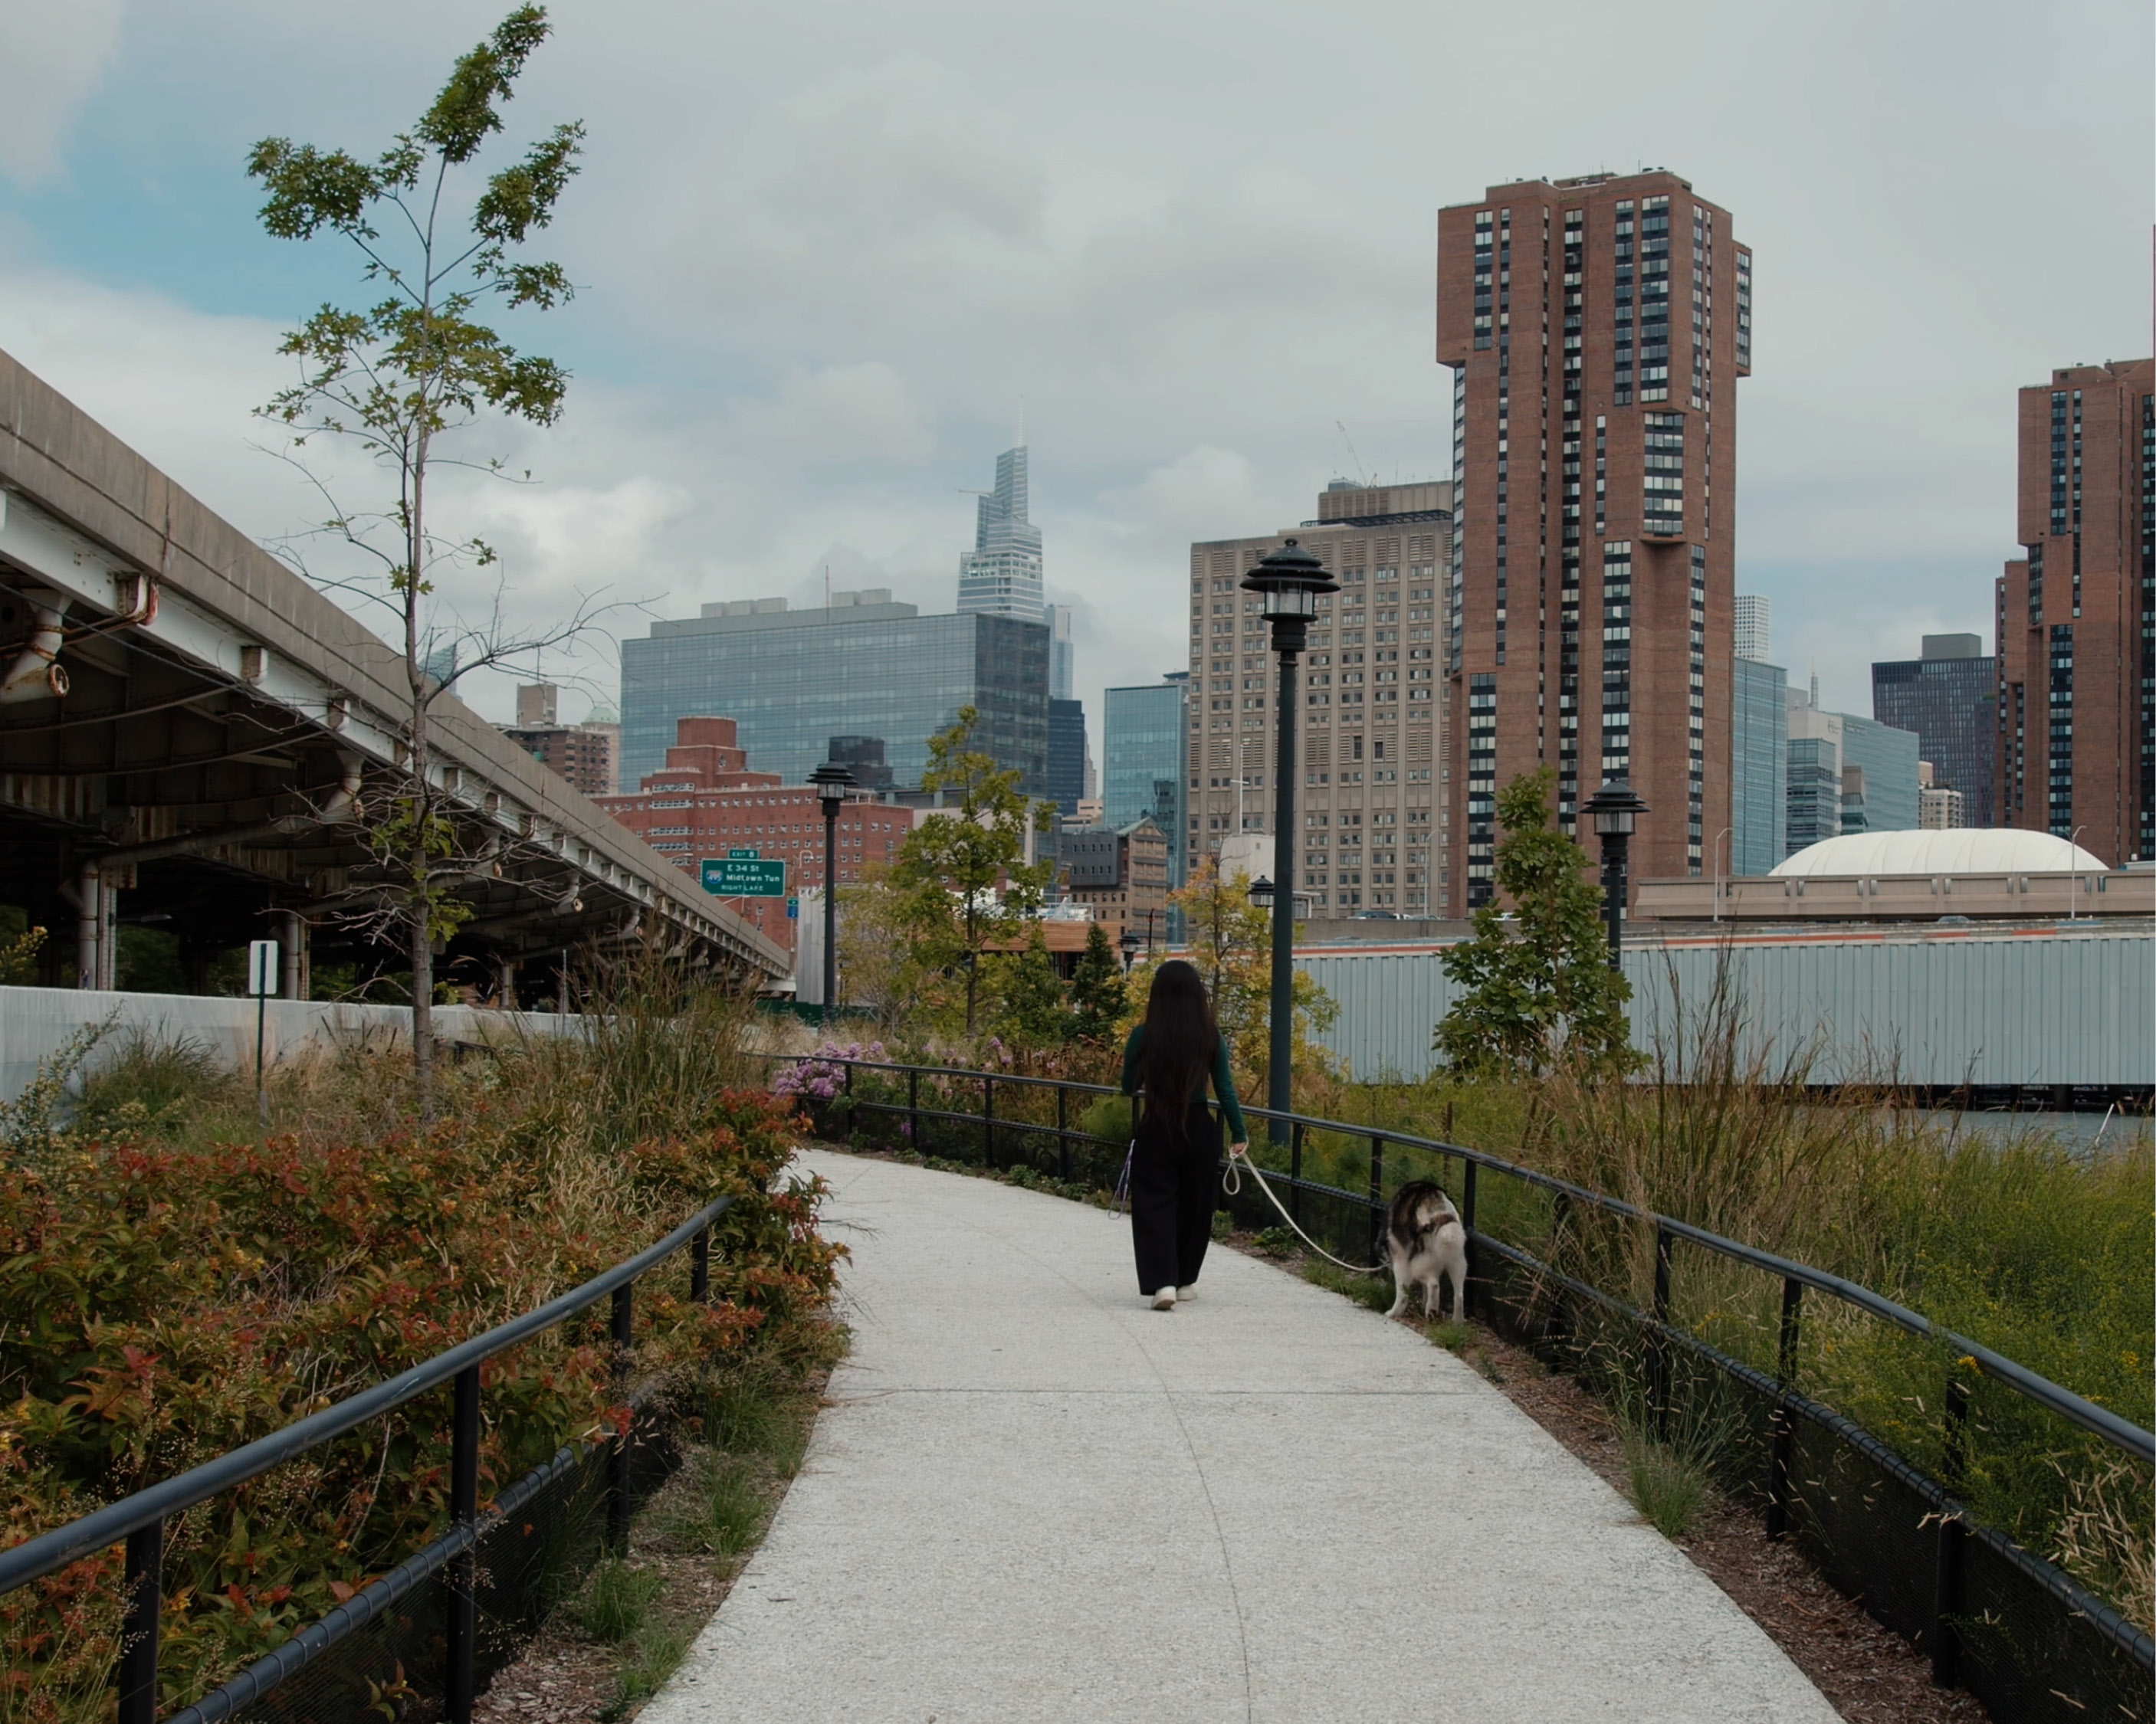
2 0 2149 750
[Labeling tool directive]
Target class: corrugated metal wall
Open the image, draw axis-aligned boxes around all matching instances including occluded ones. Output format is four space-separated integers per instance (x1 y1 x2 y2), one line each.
1299 930 2155 1086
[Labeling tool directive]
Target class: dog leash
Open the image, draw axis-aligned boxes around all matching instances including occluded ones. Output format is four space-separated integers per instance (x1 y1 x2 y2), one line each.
1222 1143 1385 1276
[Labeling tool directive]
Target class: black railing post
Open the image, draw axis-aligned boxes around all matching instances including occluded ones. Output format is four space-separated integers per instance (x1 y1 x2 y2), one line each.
1932 1373 1971 1687
691 1226 710 1304
1367 1133 1385 1263
1056 1083 1071 1183
907 1066 920 1153
117 1517 162 1724
609 1282 634 1552
1459 1160 1478 1321
983 1075 996 1168
1649 1226 1675 1440
447 1364 481 1724
1766 1276 1803 1541
1289 1121 1304 1226
1544 1189 1573 1347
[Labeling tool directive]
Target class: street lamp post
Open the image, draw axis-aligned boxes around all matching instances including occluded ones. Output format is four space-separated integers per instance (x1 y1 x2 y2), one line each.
1241 539 1340 1142
809 762 857 1025
1711 826 1734 924
1120 925 1141 974
1583 778 1649 971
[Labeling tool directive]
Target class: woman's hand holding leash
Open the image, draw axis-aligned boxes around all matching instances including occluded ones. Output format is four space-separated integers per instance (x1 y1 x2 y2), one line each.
1219 1138 1386 1275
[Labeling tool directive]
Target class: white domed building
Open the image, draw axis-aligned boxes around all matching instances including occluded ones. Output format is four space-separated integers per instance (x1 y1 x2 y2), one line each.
1770 829 2108 878
1634 826 2150 923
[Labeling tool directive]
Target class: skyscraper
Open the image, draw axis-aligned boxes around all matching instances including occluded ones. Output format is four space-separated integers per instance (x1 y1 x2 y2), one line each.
1045 603 1076 700
1995 359 2154 863
1188 480 1452 917
619 589 1049 791
1436 172 1751 906
1104 672 1190 889
1735 593 1770 663
1786 687 1920 851
957 445 1045 623
1047 697 1088 816
1871 632 1997 828
1730 656 1787 874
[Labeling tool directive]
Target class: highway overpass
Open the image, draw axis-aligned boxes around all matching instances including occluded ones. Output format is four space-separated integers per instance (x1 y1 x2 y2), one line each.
0 347 788 998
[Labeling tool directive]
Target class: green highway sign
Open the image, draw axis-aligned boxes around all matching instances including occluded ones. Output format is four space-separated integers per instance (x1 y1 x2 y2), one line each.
728 847 760 859
701 857 788 897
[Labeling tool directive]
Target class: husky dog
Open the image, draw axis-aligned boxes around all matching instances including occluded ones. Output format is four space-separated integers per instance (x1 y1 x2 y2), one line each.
1384 1179 1467 1321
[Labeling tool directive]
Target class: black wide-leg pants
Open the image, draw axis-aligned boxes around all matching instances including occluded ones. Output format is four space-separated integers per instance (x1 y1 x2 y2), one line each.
1130 1100 1223 1294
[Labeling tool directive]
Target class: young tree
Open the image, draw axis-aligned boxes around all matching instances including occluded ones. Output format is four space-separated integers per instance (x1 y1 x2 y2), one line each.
248 7 603 1107
995 924 1070 1057
1433 766 1636 1077
1122 857 1337 1103
1068 921 1127 1044
887 707 1055 1031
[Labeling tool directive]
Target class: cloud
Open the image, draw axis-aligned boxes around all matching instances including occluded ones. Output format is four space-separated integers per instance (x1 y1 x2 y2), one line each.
720 362 937 469
0 1 121 184
1 0 2149 759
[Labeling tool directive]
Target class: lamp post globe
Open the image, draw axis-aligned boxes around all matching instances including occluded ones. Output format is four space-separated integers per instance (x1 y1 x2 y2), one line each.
809 762 857 1024
1581 778 1650 969
1239 539 1340 1142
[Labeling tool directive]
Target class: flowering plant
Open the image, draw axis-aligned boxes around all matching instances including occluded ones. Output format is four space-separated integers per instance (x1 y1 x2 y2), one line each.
773 1041 887 1103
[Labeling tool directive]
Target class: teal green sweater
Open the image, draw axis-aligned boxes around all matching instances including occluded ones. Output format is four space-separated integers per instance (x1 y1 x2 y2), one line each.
1120 1026 1248 1142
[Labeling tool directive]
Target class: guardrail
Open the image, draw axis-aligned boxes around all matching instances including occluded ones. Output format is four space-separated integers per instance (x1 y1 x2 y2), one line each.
0 1194 734 1724
786 1054 2154 1724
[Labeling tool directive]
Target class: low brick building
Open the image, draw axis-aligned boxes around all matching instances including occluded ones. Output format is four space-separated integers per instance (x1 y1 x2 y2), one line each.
1060 816 1170 942
596 717 918 949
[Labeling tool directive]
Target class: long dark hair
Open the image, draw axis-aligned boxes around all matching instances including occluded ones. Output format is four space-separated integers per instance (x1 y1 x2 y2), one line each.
1137 959 1219 1129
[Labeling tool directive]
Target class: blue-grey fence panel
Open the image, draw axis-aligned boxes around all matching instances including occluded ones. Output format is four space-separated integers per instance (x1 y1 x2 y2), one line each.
1299 929 2154 1087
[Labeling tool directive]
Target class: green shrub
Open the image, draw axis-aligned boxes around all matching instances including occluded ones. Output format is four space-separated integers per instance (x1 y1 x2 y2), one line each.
1624 1438 1709 1539
1078 1095 1131 1143
661 1454 763 1558
577 1559 662 1644
0 989 841 1720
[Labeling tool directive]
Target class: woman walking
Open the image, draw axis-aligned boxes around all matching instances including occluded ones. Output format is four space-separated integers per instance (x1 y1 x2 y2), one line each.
1121 959 1249 1310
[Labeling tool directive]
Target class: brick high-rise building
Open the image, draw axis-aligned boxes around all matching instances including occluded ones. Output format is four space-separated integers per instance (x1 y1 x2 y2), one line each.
1436 172 1751 906
1187 480 1452 917
1995 359 2154 864
500 683 619 798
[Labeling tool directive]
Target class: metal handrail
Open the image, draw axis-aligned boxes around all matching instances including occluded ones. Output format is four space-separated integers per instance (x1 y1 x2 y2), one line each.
0 1190 736 1724
785 1054 2154 1464
0 1191 733 1594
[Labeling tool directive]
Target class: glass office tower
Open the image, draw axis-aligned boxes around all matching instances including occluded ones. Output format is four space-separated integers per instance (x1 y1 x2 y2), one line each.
1104 674 1190 887
1730 656 1787 874
620 594 1049 791
1871 634 1996 828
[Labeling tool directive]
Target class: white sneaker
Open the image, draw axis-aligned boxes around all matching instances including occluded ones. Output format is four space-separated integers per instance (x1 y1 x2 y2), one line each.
1150 1287 1177 1310
1176 1285 1198 1301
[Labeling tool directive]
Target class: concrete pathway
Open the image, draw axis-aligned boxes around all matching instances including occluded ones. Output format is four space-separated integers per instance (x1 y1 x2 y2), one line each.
645 1151 1838 1724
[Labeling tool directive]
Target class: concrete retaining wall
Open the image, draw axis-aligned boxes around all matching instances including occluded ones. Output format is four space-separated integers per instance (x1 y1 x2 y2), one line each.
1 985 576 1103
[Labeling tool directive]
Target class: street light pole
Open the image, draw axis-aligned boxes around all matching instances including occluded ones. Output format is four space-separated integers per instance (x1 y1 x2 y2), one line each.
1242 539 1339 1144
2068 824 2085 922
1583 778 1649 971
1711 826 1733 924
810 762 857 1027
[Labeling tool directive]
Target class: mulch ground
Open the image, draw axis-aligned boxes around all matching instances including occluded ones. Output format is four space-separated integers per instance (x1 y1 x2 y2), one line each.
470 1363 837 1724
1223 1228 1990 1724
